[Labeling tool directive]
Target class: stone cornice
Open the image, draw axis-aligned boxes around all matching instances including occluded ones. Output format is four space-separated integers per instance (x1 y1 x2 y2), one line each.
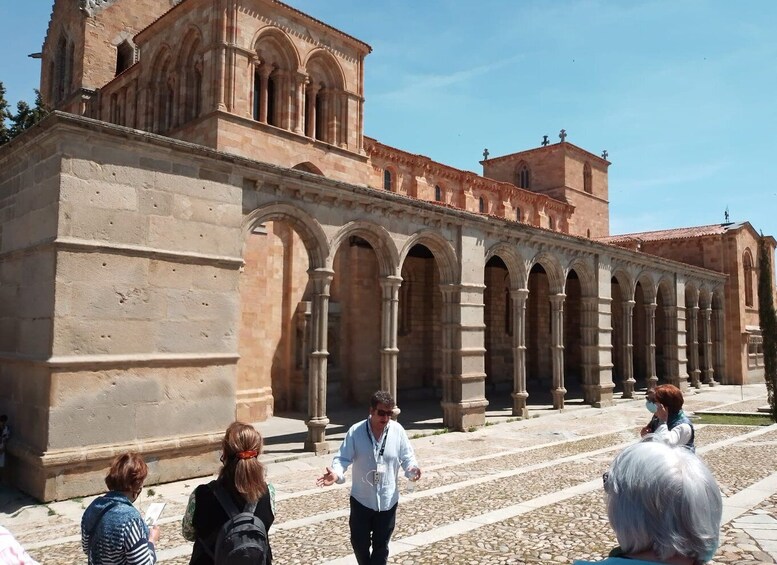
9 430 223 468
0 352 239 369
5 112 726 286
482 140 610 168
364 137 574 212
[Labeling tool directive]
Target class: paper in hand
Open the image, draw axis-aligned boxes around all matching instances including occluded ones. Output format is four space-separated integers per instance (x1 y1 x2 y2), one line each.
144 502 166 526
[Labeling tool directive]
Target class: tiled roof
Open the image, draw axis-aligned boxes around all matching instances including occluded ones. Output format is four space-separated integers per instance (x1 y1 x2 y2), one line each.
599 223 743 244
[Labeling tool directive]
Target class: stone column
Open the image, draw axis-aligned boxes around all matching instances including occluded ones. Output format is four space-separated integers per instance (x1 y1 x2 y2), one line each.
258 65 271 123
550 293 566 409
646 302 658 389
305 83 320 138
294 73 306 134
380 275 401 414
338 91 348 148
701 306 716 385
510 289 529 418
622 299 636 397
581 297 598 404
688 305 701 388
664 305 680 387
304 268 334 453
713 306 725 385
440 283 488 430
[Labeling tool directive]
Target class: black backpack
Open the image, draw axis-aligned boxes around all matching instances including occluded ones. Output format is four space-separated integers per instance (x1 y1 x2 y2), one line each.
202 483 269 565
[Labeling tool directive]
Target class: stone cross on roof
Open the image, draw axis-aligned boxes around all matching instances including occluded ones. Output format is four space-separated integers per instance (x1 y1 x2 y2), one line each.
541 135 550 147
559 129 567 142
483 148 489 160
601 150 608 159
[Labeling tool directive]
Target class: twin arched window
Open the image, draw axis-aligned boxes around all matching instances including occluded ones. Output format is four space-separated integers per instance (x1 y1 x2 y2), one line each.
515 162 531 189
434 185 442 202
479 197 486 213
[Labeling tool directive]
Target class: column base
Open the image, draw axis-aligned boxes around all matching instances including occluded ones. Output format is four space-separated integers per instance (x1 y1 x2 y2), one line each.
441 399 489 431
304 417 330 454
622 378 636 399
552 387 567 410
511 391 529 419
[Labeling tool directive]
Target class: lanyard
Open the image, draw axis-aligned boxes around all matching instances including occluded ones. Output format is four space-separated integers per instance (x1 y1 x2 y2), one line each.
365 420 389 459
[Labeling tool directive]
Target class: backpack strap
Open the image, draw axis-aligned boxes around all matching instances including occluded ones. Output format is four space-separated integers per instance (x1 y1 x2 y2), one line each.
212 481 241 518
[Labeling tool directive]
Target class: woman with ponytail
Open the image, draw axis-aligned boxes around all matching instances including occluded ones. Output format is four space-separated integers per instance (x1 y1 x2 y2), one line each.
182 422 275 564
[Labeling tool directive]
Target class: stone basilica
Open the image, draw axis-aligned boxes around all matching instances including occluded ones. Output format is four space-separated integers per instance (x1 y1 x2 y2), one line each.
0 0 774 500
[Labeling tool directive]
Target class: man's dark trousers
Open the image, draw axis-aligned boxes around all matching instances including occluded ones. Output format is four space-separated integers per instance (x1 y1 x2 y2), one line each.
349 496 397 565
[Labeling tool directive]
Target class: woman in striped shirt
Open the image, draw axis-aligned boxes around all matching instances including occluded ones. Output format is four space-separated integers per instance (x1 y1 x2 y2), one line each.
81 453 159 565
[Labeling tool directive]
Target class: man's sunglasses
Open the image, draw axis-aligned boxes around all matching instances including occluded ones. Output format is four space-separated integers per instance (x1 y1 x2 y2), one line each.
374 409 393 417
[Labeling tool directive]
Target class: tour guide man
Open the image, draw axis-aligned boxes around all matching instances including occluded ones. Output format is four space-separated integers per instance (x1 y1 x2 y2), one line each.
316 390 421 565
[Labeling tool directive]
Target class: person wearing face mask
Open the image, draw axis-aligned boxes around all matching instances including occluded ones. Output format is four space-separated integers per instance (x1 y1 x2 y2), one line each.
316 390 421 565
639 388 660 438
649 384 695 452
573 440 722 565
81 453 159 565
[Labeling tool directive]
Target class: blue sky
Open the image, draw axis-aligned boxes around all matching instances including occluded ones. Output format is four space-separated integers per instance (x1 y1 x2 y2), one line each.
2 1 777 240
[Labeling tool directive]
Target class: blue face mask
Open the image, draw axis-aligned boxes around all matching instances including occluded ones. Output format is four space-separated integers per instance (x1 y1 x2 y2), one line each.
645 400 658 413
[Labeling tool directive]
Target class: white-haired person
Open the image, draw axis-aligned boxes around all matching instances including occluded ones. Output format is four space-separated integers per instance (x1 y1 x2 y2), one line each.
574 440 722 565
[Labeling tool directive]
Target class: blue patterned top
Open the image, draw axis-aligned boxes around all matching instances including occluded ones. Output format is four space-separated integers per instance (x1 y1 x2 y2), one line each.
81 491 156 565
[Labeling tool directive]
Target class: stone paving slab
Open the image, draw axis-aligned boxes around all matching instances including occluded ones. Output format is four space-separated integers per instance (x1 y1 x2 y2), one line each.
4 384 777 564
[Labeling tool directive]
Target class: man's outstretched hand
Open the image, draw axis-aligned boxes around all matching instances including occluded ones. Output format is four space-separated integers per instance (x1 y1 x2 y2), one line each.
316 466 337 487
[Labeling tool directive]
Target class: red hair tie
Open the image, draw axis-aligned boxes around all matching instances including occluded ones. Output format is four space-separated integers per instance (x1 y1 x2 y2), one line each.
236 450 258 460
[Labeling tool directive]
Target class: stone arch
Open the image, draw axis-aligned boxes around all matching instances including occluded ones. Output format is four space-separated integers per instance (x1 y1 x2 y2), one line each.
635 272 657 304
528 252 565 294
304 49 347 144
485 243 527 289
656 278 676 307
304 48 346 90
515 160 531 189
611 268 635 300
743 247 755 307
399 230 458 285
177 26 204 124
253 27 300 69
292 162 324 175
253 27 299 128
327 221 400 278
146 44 175 132
565 257 596 297
242 202 328 269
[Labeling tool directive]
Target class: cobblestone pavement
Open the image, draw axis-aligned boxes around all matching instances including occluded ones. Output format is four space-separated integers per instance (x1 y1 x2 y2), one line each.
3 385 777 564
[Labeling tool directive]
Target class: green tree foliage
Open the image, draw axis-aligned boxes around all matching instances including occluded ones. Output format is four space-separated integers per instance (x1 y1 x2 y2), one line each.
0 82 11 144
758 237 777 422
0 83 49 146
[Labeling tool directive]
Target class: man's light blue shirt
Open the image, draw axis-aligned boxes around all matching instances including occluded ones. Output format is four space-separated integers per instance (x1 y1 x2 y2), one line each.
331 417 418 511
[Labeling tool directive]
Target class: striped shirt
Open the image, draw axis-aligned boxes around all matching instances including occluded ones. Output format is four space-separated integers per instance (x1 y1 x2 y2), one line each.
81 492 156 565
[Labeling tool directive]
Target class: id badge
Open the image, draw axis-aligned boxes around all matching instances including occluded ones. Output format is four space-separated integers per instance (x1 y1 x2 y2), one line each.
375 462 387 483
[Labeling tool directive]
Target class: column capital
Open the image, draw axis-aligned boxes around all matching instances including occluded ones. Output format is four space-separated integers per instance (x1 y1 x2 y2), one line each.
549 293 566 307
510 288 529 301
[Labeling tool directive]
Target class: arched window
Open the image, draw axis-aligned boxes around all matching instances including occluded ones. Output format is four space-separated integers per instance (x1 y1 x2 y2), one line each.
583 162 593 194
53 35 73 104
383 169 393 191
549 215 555 230
515 207 522 222
515 162 531 189
479 197 485 213
744 250 754 307
435 185 442 202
